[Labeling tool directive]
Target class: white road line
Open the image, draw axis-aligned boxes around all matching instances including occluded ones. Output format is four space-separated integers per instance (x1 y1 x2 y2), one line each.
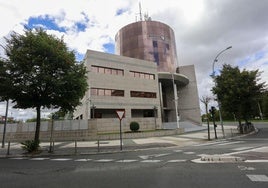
74 159 92 162
9 157 27 160
116 160 138 163
173 150 183 153
217 141 243 146
141 160 162 163
245 160 268 163
193 141 229 147
95 159 114 162
50 158 72 161
247 175 268 182
232 147 254 151
184 152 195 155
30 158 49 161
167 160 187 163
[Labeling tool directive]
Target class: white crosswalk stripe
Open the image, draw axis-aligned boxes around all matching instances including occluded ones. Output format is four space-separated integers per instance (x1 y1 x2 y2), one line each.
50 158 72 161
141 160 162 163
95 159 114 162
30 158 49 161
74 159 92 162
167 159 187 163
116 160 138 163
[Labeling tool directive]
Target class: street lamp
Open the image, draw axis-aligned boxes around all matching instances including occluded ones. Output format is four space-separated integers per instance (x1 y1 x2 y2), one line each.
211 46 232 139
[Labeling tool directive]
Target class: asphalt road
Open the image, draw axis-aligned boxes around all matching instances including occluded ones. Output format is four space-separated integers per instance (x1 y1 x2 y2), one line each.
0 123 267 188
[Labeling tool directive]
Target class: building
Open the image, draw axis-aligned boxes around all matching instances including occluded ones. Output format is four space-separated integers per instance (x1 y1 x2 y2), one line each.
74 19 201 132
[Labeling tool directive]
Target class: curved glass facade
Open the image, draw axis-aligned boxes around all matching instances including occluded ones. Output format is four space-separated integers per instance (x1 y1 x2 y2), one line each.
115 21 178 73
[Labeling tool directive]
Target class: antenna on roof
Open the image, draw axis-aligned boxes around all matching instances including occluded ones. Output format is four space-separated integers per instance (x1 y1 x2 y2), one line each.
139 2 143 21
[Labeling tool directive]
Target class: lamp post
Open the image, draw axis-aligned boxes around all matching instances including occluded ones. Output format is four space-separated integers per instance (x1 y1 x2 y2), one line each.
212 46 232 139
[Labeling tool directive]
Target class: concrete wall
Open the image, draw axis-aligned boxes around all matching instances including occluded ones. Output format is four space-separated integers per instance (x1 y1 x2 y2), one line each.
0 118 182 142
178 65 202 124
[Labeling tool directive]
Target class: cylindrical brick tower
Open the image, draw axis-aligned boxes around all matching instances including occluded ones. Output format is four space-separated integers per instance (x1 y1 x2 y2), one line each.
115 20 178 73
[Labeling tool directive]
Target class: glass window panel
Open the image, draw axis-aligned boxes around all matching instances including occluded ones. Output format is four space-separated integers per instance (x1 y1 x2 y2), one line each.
130 71 135 77
98 89 105 96
112 69 117 75
105 68 112 74
98 67 105 74
149 74 155 80
91 88 98 95
105 89 111 96
145 74 150 79
91 66 98 73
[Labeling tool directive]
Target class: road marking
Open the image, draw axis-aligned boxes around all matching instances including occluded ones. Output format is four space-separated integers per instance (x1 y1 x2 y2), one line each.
173 150 183 153
232 147 254 151
184 152 195 155
247 175 268 182
238 165 255 171
193 141 229 147
141 160 162 163
30 158 49 161
217 141 243 146
245 160 268 163
139 153 171 160
50 158 72 161
9 157 27 160
167 160 187 163
116 160 138 163
95 159 114 162
74 159 92 162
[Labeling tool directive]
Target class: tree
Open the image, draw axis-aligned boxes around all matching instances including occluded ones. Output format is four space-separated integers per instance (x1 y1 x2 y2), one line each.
0 28 88 144
212 64 266 126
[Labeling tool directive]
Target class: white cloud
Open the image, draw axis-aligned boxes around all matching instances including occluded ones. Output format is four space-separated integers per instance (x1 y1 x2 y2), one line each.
1 0 268 118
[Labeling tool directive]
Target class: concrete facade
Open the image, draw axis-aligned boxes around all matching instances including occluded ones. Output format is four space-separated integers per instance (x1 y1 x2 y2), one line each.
74 50 162 131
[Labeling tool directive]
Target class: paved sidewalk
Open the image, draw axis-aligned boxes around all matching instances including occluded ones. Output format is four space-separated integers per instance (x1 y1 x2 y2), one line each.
0 124 241 158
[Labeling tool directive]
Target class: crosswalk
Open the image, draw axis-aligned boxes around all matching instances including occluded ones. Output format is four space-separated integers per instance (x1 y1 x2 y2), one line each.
193 140 245 147
9 157 189 164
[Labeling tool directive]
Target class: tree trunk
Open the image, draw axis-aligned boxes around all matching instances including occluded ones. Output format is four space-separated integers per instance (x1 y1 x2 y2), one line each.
34 106 41 142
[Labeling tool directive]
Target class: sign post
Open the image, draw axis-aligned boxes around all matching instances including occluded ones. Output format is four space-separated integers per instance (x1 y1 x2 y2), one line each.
116 110 125 151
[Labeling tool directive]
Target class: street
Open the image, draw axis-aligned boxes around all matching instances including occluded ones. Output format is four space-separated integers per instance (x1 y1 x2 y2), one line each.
0 123 267 188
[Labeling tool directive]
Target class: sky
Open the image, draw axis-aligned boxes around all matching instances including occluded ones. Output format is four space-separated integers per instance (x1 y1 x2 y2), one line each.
0 0 268 120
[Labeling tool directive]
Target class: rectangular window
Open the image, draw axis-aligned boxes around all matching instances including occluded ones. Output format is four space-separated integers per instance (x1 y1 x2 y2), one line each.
130 71 155 80
91 88 98 95
130 91 156 98
91 88 124 97
112 90 124 96
91 66 98 73
105 89 111 96
98 89 105 96
91 65 124 76
153 41 158 48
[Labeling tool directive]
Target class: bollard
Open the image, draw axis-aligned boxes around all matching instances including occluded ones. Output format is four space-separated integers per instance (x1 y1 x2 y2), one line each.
7 141 10 155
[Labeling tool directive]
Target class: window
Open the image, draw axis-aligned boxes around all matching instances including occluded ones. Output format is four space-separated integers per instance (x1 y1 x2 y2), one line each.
91 65 124 76
130 71 155 80
130 91 156 98
91 88 124 97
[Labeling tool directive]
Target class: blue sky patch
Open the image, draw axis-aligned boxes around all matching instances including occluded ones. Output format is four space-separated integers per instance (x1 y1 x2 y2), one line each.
74 22 87 32
104 43 115 54
75 52 85 62
26 15 66 32
116 8 128 16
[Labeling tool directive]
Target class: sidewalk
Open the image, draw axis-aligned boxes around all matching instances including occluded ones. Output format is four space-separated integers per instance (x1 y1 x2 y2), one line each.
0 124 241 158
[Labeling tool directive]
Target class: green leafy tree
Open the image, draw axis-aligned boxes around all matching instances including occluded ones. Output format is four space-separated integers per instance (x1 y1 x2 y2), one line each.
212 64 266 125
0 28 88 144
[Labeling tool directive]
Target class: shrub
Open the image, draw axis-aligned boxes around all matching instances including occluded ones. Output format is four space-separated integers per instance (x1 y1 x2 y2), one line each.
130 121 140 132
21 140 40 153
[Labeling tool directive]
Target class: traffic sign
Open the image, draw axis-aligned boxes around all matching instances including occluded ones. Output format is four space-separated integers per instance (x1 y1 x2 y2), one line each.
116 110 125 120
